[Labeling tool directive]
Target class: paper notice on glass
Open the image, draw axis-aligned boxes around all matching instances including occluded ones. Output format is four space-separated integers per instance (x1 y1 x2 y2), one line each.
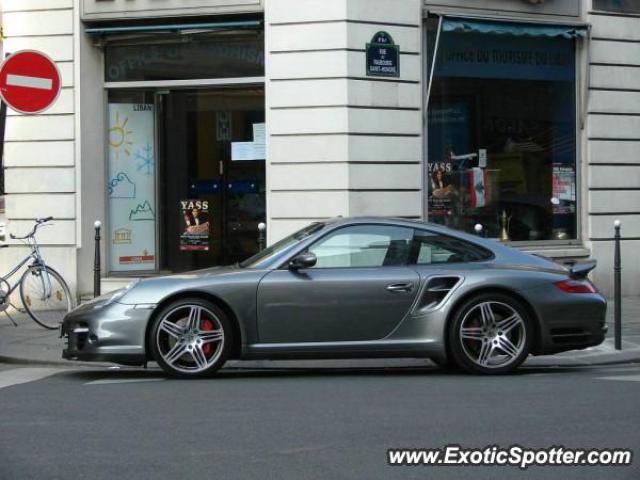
232 141 265 161
253 123 265 144
552 165 576 202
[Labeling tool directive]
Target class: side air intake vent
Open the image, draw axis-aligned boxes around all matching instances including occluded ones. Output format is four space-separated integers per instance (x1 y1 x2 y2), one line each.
418 276 462 310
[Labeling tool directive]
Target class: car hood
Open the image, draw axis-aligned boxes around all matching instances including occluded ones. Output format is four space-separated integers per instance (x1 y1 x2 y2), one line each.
116 265 266 305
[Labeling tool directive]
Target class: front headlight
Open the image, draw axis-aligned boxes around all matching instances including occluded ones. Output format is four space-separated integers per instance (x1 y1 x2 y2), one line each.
87 279 140 309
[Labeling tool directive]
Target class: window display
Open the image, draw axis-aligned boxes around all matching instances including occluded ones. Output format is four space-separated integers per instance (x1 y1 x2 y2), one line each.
427 24 577 242
593 0 640 14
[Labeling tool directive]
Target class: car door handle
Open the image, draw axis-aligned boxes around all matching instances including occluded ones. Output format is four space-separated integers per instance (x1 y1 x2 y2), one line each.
386 283 414 293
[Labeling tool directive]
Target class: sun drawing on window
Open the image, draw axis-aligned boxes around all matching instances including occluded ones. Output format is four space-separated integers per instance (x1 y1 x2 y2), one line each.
109 111 133 159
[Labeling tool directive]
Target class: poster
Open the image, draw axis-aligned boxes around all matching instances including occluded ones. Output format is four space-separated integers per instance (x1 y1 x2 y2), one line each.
428 159 455 216
107 103 156 271
427 101 471 218
552 164 576 215
180 199 210 251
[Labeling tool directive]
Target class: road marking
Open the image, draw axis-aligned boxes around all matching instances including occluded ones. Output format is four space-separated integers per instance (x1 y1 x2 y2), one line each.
596 374 640 383
0 367 61 390
85 377 166 385
6 74 53 90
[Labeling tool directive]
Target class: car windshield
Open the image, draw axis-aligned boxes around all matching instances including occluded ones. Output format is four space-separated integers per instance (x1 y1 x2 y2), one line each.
239 222 326 269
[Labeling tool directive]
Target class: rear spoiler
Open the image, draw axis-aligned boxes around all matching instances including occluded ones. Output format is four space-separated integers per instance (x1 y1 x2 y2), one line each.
569 260 597 279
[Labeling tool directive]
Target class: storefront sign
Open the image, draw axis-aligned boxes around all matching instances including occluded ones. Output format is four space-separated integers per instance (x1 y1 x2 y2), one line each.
82 0 262 21
180 200 210 251
436 33 574 82
366 32 400 78
108 103 156 271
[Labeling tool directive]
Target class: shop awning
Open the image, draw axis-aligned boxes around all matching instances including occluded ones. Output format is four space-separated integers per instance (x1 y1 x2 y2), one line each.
85 19 262 36
442 18 587 39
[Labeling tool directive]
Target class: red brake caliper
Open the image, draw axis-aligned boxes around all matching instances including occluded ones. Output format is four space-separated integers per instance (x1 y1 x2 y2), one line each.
201 319 215 356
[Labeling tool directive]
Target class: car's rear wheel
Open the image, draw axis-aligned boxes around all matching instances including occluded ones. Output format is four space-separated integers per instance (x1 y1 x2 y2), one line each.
448 293 532 374
150 298 232 379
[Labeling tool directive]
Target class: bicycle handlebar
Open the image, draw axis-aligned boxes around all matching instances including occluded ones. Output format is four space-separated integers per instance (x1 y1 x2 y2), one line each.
9 217 54 240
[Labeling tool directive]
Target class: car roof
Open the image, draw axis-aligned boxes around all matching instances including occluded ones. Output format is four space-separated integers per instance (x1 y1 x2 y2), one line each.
325 216 456 232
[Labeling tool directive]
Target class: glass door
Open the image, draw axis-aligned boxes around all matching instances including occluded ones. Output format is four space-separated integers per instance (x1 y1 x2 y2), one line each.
158 87 265 272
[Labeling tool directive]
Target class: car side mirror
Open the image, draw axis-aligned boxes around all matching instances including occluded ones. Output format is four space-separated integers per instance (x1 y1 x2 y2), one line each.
289 252 317 270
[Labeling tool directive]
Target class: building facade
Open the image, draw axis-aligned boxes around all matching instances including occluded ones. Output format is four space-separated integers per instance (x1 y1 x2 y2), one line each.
0 0 638 298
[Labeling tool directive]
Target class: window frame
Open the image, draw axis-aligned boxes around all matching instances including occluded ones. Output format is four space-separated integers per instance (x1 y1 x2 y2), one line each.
277 222 495 270
423 15 584 247
409 228 495 266
279 223 417 270
592 0 640 15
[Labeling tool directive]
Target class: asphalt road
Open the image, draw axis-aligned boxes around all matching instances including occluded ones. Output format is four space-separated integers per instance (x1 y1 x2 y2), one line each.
0 361 639 480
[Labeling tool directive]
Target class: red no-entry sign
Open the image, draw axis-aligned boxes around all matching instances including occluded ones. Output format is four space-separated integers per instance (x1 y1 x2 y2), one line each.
0 50 61 114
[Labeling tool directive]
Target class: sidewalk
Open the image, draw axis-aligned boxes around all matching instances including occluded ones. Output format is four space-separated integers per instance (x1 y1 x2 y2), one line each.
1 299 639 368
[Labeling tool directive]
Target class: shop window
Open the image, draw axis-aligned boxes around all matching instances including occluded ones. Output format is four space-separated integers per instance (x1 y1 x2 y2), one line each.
104 33 264 82
426 20 578 242
107 90 157 272
593 0 640 14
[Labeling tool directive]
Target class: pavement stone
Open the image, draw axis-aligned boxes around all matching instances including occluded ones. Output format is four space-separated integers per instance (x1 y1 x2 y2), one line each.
1 298 639 368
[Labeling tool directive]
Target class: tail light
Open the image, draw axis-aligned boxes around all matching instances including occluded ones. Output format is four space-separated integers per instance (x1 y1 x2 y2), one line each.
554 279 598 294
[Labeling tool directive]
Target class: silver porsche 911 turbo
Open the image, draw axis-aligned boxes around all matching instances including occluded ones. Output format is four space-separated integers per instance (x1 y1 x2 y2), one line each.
62 217 607 377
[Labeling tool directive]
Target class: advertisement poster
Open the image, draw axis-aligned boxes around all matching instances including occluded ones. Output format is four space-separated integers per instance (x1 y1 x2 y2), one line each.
428 159 455 216
427 101 470 218
180 199 210 251
107 103 156 271
552 164 576 215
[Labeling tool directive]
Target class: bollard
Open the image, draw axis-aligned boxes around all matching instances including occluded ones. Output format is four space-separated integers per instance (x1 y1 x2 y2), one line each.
474 224 483 237
614 219 622 351
258 222 266 251
94 220 101 298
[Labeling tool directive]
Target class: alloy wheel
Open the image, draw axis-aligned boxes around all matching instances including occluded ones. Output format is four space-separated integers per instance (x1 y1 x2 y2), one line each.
155 304 225 374
458 301 526 369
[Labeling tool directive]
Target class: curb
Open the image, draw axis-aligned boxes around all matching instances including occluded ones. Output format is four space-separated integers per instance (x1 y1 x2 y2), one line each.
525 356 640 368
0 354 114 369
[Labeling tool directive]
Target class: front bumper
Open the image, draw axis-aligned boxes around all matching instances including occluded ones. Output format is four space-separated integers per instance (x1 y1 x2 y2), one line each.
61 301 154 366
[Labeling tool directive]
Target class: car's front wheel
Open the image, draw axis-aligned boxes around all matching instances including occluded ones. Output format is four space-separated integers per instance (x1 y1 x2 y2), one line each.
448 293 532 374
150 298 232 379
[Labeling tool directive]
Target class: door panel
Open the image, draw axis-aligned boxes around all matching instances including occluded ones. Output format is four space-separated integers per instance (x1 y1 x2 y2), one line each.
257 267 420 343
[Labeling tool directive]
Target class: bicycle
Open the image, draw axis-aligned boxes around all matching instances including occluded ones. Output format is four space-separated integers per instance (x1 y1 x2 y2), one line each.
0 217 74 329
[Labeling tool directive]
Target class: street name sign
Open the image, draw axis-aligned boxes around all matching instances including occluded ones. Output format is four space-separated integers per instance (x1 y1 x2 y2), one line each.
366 31 400 78
0 50 62 114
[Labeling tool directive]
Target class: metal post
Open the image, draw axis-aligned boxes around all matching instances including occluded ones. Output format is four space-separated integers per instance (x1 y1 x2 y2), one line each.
94 220 101 298
258 222 266 251
614 219 622 351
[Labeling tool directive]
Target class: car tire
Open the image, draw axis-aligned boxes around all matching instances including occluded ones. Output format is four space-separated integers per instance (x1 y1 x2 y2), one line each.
448 293 532 375
150 298 233 379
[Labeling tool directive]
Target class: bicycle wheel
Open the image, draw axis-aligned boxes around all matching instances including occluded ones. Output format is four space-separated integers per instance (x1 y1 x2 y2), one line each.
20 266 73 329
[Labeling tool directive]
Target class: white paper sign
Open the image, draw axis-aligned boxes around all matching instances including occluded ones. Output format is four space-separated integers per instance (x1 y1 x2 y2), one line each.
232 141 265 161
107 103 156 272
253 123 265 145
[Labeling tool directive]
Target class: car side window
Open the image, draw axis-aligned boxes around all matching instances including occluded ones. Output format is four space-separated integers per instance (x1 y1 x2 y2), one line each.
308 225 414 268
413 230 492 265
